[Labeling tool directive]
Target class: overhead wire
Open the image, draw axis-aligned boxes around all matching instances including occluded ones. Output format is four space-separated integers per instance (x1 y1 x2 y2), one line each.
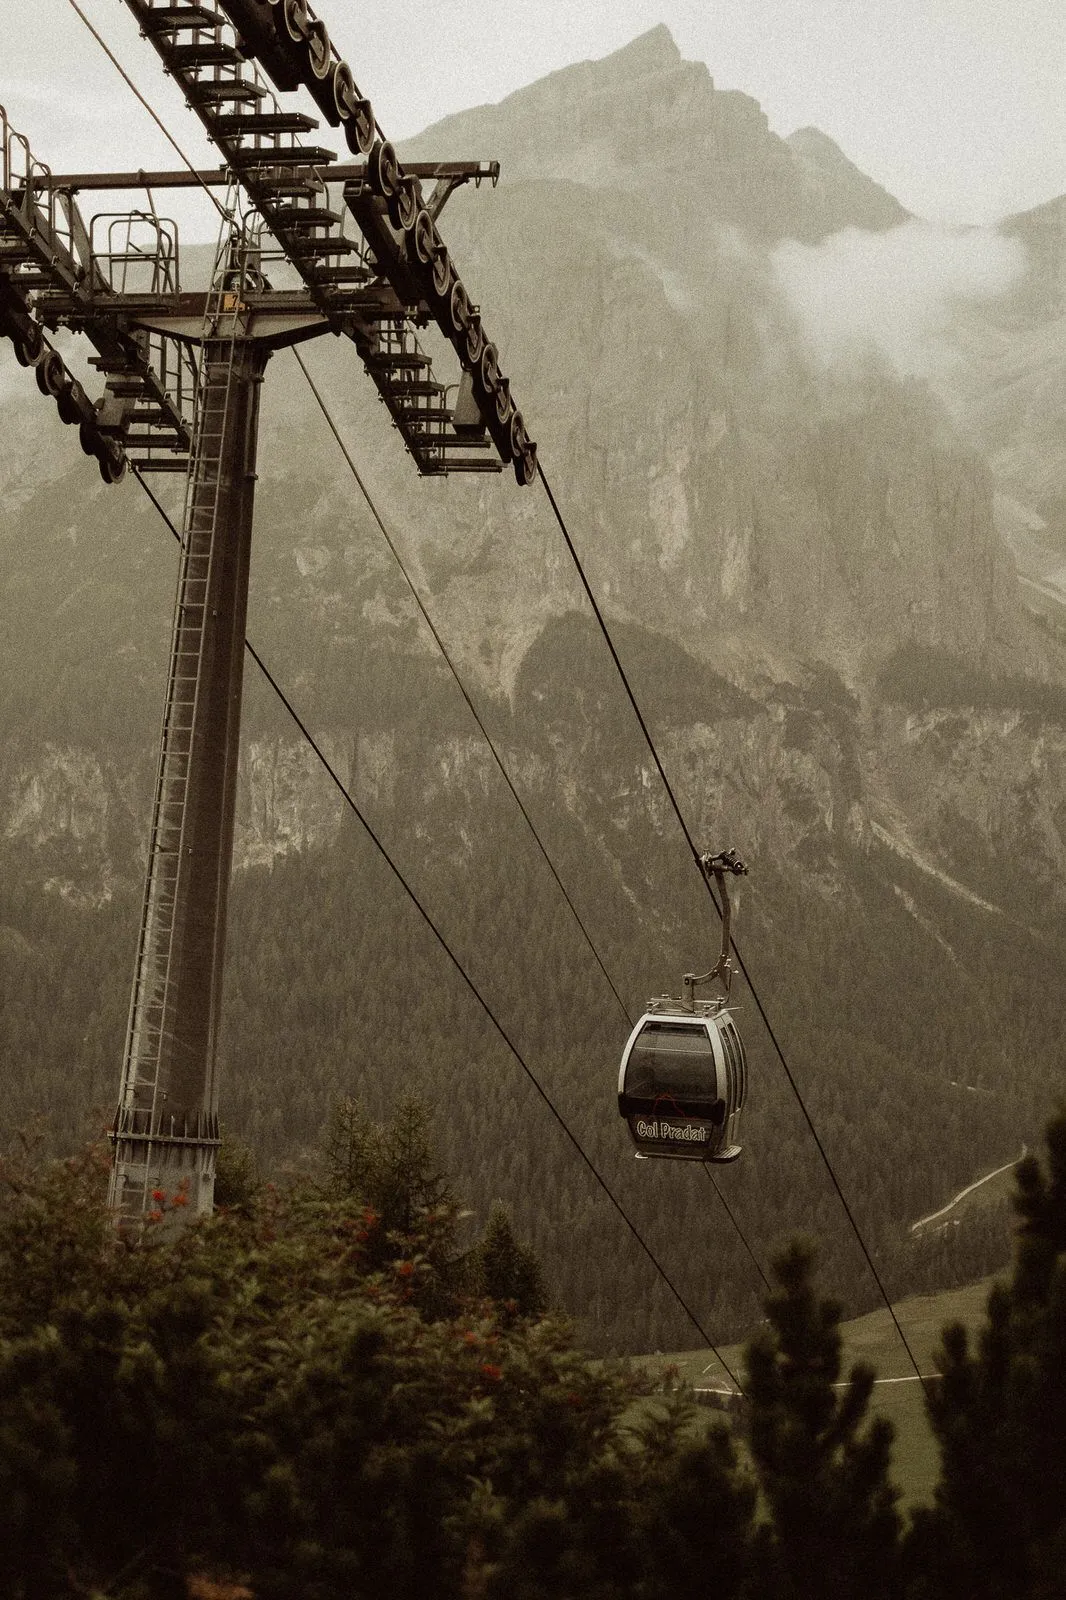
65 0 231 226
130 466 744 1391
703 1165 772 1295
68 0 826 1371
69 0 768 1359
291 349 775 1317
537 462 931 1392
291 349 634 1029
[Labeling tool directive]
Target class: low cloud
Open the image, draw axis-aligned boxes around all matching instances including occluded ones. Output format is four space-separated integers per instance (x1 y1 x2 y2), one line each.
771 219 1026 378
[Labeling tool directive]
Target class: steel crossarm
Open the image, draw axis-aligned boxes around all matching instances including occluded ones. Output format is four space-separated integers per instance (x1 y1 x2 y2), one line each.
121 0 535 482
0 106 194 474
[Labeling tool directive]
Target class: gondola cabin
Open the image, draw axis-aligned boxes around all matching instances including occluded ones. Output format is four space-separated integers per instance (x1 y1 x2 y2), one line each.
618 999 746 1163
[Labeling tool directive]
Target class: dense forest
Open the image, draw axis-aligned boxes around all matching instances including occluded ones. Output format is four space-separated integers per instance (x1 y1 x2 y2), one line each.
3 1097 1066 1599
0 801 1045 1356
4 10 1066 1363
6 601 1065 1351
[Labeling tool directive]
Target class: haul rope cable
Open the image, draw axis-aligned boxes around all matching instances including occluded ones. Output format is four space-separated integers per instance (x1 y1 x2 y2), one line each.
66 0 232 226
65 0 772 1344
292 349 633 1027
537 463 930 1392
65 0 749 1377
66 0 765 1369
63 0 632 1050
132 468 744 1390
292 347 775 1310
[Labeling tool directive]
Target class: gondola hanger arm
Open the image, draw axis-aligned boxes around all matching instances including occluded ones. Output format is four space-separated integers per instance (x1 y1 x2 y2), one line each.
683 848 748 1005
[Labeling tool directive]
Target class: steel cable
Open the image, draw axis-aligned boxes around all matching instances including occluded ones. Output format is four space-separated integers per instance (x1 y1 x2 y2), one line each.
67 0 766 1373
537 462 931 1392
291 351 775 1320
66 0 231 225
131 467 744 1390
291 350 634 1029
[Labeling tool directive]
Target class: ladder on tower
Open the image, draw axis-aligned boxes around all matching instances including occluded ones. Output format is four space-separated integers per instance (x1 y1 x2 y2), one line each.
110 209 251 1216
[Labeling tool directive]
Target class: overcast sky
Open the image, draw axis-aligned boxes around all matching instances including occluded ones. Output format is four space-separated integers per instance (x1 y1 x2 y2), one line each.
1 0 1063 234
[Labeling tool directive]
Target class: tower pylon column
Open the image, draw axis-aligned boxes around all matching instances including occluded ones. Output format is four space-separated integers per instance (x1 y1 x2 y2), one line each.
110 331 267 1219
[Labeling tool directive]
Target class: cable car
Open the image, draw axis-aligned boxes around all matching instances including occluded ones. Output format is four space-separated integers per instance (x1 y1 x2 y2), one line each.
619 849 748 1164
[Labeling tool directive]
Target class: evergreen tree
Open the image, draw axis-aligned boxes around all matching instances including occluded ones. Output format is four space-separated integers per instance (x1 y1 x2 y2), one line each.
743 1239 903 1600
325 1093 456 1235
0 1129 658 1598
914 1109 1066 1599
323 1093 460 1313
626 1389 757 1600
471 1200 547 1318
213 1125 259 1211
0 1329 75 1600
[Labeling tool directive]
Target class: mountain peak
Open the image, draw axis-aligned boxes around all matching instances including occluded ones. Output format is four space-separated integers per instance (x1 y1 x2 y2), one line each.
787 126 852 168
594 24 682 79
405 34 905 242
407 23 689 152
787 125 908 227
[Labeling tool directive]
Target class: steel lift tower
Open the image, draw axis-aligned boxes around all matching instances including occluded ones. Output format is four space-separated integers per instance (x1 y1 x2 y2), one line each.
0 0 536 1219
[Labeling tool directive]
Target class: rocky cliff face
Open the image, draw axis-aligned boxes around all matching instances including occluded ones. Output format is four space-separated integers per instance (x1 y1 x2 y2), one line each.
5 28 1066 1345
382 30 1031 697
406 26 906 243
919 195 1066 608
1 25 1064 934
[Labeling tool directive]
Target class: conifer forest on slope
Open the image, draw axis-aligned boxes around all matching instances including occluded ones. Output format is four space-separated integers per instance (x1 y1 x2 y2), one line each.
3 27 1066 1357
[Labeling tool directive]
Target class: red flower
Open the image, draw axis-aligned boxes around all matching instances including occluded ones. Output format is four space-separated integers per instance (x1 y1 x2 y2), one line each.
148 1208 163 1224
396 1260 415 1278
480 1363 503 1383
151 1188 166 1203
171 1191 190 1208
463 1331 479 1346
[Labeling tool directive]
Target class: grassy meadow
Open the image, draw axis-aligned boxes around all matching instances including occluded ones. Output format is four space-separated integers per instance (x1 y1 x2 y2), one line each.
655 1276 1000 1507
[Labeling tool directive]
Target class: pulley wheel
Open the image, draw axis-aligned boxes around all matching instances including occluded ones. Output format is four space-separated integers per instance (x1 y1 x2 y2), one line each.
306 17 330 76
394 177 419 232
478 341 499 394
412 209 437 265
494 376 513 426
368 139 400 199
13 325 42 366
514 447 537 487
283 0 310 42
97 440 126 484
78 419 98 457
333 60 356 116
343 98 375 156
510 410 529 458
431 245 453 300
36 349 64 397
449 280 471 336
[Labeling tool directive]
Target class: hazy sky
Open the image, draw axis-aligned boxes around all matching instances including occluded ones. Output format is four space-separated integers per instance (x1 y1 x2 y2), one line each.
1 0 1063 233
